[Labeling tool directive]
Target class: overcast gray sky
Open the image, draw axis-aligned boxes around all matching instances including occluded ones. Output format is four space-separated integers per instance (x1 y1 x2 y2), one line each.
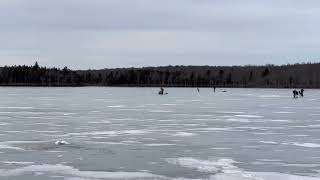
0 0 319 69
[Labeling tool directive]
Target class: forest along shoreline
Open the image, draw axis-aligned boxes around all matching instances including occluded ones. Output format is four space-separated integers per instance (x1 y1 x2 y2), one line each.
0 62 319 88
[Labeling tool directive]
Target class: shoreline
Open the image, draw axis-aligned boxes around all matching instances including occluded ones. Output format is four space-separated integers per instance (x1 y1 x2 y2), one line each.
1 63 319 89
0 85 316 89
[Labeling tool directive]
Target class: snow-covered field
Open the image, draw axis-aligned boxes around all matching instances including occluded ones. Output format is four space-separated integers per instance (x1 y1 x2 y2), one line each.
0 87 319 180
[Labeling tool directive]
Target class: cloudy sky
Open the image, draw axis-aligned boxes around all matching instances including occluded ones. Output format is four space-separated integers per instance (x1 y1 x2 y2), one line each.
0 0 319 69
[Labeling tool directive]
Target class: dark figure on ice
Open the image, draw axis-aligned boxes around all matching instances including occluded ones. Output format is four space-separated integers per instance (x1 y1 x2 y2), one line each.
197 88 200 93
213 87 216 93
293 90 299 98
159 87 164 95
299 89 304 97
159 87 168 95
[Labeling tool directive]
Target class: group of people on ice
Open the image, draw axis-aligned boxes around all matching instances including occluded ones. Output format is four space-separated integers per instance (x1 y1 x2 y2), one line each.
159 87 305 99
159 87 218 95
293 89 304 98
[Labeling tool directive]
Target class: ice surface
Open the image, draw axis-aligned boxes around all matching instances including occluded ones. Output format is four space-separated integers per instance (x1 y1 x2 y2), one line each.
0 164 161 179
171 132 198 137
67 130 148 137
1 161 35 165
0 87 319 180
168 157 320 180
145 143 176 146
290 143 320 148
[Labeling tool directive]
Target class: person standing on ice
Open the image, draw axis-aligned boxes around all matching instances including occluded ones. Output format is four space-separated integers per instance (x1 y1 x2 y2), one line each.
299 89 304 97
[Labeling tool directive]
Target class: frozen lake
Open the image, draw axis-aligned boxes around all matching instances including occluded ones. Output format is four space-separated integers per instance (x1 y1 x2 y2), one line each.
0 87 319 180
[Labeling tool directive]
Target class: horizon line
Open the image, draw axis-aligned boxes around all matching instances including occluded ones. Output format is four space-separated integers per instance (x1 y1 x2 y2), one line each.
0 61 319 71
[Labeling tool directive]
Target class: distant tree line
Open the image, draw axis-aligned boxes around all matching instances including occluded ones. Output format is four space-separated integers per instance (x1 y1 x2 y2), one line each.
0 62 319 88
